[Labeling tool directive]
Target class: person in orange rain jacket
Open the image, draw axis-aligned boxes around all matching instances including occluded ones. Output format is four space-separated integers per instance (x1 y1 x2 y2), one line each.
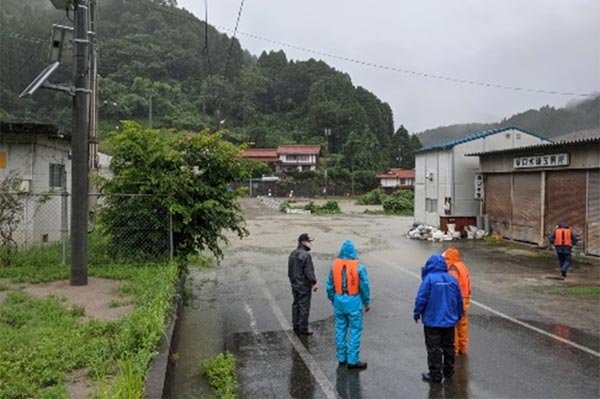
443 247 471 355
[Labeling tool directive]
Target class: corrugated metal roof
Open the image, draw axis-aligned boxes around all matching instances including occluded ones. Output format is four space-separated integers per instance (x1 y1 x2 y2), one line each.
415 126 549 153
466 136 600 156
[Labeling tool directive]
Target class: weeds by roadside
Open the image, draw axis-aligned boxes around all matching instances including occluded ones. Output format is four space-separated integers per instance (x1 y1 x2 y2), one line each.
544 285 600 297
0 247 179 399
201 352 238 399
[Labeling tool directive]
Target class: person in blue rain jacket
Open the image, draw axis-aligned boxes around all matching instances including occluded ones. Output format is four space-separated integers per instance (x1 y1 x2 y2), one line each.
326 240 371 370
414 253 464 383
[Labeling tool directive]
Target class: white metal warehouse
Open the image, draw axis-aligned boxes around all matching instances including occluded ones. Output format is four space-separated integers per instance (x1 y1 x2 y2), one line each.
414 126 549 227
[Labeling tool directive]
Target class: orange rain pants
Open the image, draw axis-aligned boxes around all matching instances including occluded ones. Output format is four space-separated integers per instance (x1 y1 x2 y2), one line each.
455 297 470 354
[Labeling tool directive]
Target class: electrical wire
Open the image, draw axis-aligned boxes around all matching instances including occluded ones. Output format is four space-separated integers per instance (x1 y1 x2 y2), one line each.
223 0 245 76
216 26 596 98
122 0 597 97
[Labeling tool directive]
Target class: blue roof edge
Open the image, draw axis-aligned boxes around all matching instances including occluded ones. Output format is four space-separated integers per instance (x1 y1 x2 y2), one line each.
415 126 551 154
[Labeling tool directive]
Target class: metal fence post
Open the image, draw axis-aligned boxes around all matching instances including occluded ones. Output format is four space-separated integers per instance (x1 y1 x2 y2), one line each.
61 172 69 264
169 211 174 261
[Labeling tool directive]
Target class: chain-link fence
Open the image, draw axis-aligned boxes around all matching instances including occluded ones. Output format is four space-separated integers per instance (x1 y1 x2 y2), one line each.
3 191 173 266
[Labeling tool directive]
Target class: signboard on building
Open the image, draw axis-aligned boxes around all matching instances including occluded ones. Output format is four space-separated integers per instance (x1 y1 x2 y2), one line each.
514 153 569 169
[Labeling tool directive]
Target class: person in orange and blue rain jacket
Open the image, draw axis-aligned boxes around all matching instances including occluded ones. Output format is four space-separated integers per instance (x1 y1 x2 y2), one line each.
443 247 471 355
326 240 371 371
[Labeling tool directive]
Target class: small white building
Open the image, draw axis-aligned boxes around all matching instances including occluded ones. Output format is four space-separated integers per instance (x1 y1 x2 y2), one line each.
0 122 71 246
414 126 550 227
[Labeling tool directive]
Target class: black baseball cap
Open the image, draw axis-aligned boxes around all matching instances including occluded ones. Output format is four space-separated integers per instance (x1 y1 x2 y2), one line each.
298 233 314 242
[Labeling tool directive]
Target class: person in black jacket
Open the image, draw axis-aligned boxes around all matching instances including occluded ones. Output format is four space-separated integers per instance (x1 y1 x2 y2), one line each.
288 233 319 335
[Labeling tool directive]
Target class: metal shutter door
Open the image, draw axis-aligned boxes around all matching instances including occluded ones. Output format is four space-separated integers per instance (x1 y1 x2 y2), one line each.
485 174 512 238
587 170 600 256
512 173 541 244
545 171 587 240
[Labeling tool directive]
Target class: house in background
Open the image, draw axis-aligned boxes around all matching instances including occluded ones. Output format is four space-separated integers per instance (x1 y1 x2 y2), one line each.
242 145 321 174
276 145 321 173
242 148 279 172
0 121 71 246
414 126 550 228
376 168 415 191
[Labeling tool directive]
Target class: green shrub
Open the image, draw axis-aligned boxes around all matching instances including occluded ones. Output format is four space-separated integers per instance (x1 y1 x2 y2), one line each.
279 200 290 213
201 352 238 399
304 201 341 215
356 188 387 205
382 190 414 215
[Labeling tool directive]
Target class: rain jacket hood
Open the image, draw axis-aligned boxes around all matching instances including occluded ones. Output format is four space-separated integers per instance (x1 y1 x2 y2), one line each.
414 254 464 328
443 247 461 264
338 240 359 260
421 254 448 278
558 222 568 228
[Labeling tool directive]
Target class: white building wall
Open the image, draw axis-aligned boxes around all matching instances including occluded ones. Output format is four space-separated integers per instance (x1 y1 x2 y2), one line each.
415 149 452 227
414 155 426 224
0 138 71 246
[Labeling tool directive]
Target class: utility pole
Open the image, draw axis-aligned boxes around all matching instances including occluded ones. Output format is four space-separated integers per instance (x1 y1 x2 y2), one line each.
324 128 331 197
70 0 91 286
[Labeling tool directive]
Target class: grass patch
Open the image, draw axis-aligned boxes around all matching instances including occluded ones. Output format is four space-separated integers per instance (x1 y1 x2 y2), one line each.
548 285 600 297
201 352 238 399
188 253 215 269
363 209 412 216
0 246 180 398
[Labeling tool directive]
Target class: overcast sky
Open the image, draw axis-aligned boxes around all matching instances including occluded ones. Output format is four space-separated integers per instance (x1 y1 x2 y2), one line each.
179 0 600 133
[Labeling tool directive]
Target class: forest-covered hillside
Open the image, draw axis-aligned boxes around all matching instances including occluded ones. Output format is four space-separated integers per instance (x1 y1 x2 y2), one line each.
0 0 420 173
417 95 600 147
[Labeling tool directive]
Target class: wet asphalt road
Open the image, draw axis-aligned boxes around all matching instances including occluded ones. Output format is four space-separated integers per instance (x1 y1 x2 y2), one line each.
171 200 600 399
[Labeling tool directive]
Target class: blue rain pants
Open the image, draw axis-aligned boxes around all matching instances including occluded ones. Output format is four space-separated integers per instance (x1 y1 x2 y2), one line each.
333 295 364 365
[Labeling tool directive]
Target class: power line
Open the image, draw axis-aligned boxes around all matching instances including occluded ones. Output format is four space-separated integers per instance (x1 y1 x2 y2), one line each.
223 0 245 76
216 26 595 98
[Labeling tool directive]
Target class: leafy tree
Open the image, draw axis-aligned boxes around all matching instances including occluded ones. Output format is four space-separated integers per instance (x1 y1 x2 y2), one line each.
391 126 422 169
101 121 254 259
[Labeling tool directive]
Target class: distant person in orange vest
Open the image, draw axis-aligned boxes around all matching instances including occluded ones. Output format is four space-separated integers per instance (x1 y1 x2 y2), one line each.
548 222 578 278
443 247 471 355
326 240 371 370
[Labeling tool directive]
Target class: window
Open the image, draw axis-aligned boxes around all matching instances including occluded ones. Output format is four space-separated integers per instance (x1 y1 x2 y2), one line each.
425 198 438 213
49 163 65 188
0 151 6 169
